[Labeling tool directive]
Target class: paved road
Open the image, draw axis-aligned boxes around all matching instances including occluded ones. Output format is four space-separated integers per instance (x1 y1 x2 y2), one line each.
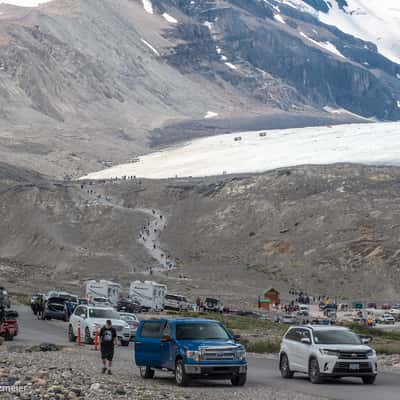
11 306 400 400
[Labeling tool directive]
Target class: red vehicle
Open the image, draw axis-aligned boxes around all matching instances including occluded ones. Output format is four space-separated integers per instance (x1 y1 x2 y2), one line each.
0 318 18 341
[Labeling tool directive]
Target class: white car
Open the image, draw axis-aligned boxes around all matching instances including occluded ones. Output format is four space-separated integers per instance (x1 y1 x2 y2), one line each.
68 305 131 346
297 304 309 316
279 325 377 384
119 312 140 339
377 314 395 324
90 296 112 307
281 315 298 324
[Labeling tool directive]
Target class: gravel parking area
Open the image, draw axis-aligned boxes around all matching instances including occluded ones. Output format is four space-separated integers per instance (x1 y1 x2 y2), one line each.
0 345 324 400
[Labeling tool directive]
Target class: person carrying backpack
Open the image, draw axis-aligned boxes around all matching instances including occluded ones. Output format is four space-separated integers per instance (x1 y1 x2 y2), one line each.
100 320 118 374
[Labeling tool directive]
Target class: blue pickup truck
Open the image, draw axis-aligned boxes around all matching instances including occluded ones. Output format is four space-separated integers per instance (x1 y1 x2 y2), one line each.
134 318 247 386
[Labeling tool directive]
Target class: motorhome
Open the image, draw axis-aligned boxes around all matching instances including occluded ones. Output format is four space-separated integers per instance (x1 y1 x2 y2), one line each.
129 281 166 311
85 280 121 305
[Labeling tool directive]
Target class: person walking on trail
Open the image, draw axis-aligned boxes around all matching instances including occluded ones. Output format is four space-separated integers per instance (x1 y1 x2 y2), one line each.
100 320 118 375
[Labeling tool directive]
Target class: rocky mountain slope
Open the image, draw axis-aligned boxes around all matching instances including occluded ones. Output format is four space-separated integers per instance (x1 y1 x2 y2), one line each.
0 0 399 177
2 163 400 305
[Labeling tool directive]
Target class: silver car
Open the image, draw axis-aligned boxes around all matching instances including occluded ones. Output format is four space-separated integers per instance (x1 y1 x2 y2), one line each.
119 312 140 339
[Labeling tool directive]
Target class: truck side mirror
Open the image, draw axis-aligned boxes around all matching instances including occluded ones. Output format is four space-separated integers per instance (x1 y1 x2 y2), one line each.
233 335 241 342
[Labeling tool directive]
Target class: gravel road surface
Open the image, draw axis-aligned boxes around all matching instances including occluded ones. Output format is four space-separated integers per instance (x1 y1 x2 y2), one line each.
9 306 400 400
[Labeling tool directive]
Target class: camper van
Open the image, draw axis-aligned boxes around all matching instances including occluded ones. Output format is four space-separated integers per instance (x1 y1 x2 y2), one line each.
85 280 121 305
129 281 166 311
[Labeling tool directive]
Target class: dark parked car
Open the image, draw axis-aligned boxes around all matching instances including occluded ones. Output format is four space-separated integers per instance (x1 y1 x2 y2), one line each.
43 295 77 321
116 298 143 313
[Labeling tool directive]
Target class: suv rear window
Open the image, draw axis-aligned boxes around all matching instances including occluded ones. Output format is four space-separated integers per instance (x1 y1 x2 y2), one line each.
88 309 119 319
313 330 361 345
140 321 163 338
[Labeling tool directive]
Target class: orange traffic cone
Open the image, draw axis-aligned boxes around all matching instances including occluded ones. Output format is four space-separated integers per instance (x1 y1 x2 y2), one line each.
94 324 99 351
77 321 81 346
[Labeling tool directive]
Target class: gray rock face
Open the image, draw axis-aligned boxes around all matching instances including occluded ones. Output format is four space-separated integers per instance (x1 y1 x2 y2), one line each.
0 0 399 177
164 0 400 120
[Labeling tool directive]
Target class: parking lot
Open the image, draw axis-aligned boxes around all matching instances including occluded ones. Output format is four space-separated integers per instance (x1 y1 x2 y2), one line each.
7 305 400 400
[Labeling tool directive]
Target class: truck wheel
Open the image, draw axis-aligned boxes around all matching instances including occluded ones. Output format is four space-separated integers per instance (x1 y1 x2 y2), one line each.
231 373 247 386
140 366 155 379
85 327 93 345
175 360 190 386
4 333 14 341
280 354 294 378
309 358 323 384
362 376 376 385
68 325 76 342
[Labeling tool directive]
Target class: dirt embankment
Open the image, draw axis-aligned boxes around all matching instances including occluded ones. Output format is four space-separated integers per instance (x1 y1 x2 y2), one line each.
1 163 400 307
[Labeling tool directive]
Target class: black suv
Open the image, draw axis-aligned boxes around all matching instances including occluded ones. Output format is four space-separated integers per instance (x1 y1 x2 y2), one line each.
116 298 144 313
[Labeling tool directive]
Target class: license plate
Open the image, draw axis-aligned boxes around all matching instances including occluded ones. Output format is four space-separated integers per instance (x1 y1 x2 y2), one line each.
349 364 359 370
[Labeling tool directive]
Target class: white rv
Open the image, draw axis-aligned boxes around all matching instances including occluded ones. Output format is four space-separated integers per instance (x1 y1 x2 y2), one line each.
85 280 121 305
129 281 166 311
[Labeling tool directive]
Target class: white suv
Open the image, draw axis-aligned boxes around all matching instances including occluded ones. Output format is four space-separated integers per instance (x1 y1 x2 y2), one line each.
69 305 131 346
164 294 192 311
279 325 377 384
377 314 395 325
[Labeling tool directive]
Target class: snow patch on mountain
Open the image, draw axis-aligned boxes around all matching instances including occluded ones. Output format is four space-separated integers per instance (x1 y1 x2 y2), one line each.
274 14 286 24
300 32 345 59
278 0 317 16
225 62 238 70
142 0 153 15
315 0 400 64
204 111 219 119
140 39 160 56
0 0 51 5
323 106 372 120
81 122 400 180
162 12 178 24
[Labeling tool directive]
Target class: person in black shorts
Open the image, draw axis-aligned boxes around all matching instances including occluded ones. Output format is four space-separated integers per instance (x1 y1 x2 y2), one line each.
100 320 117 374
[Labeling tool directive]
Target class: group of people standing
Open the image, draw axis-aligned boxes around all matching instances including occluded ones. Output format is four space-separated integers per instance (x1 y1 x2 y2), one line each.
31 294 76 321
